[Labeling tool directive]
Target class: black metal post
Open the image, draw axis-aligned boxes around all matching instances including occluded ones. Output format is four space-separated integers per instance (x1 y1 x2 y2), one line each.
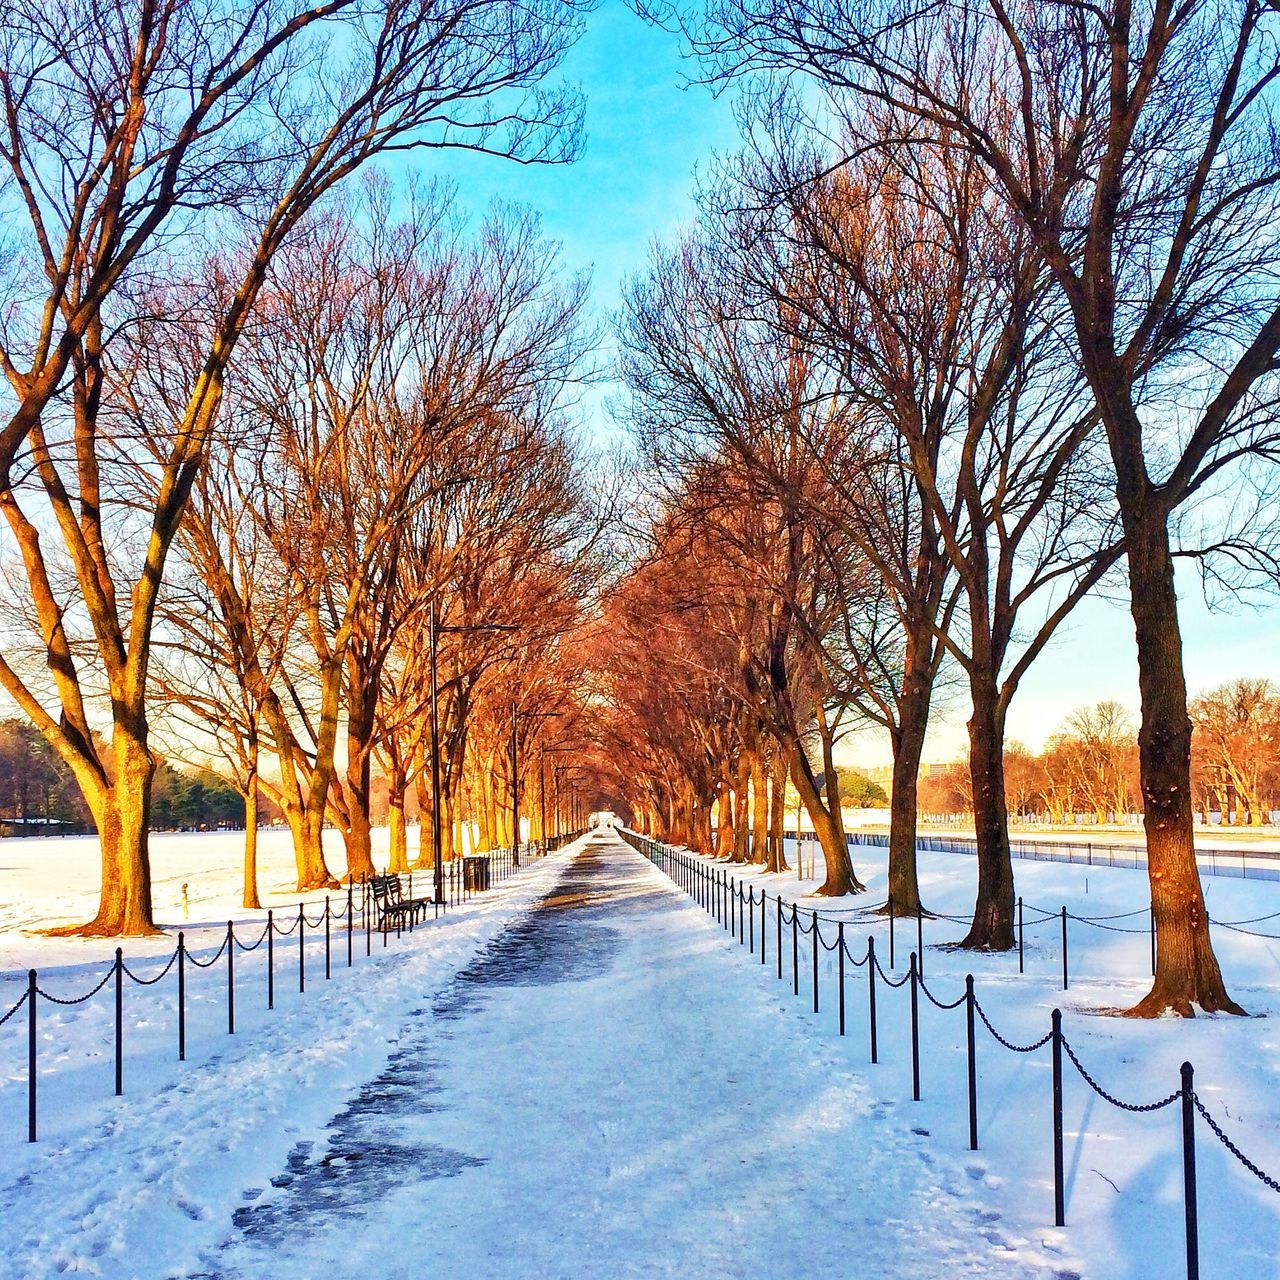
966 974 977 1150
227 921 235 1034
27 968 36 1142
114 947 123 1096
1052 1008 1065 1226
1061 907 1068 991
868 938 878 1064
889 894 896 969
325 897 332 977
267 910 274 1009
837 922 845 1035
1018 897 1024 974
1181 1062 1199 1280
178 932 186 1060
909 951 920 1101
748 887 754 953
811 911 819 1013
792 907 799 996
299 904 305 992
916 903 924 979
776 896 782 979
347 886 353 967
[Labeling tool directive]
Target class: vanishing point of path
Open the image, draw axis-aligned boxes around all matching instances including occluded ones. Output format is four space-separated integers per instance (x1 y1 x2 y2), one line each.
210 830 1070 1279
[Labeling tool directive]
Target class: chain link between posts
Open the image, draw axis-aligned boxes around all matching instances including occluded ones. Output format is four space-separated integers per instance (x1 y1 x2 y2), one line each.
122 951 179 985
629 827 1280 1260
232 922 272 952
37 966 116 1004
1059 1036 1181 1112
971 997 1053 1053
1193 1095 1280 1193
0 991 28 1027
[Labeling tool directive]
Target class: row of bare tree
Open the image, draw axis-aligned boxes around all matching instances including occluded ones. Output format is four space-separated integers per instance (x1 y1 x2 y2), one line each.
594 0 1280 1016
0 0 606 934
923 683 1280 828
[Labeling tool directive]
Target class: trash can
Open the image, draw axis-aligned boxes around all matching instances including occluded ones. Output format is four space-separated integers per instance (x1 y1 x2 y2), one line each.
463 855 491 892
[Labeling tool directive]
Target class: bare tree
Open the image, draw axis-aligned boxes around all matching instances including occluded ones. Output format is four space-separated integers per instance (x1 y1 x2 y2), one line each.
691 0 1277 1011
619 234 868 893
0 0 589 934
1191 679 1280 827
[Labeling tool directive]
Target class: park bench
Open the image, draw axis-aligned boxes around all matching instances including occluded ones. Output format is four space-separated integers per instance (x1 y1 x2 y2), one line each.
369 874 432 932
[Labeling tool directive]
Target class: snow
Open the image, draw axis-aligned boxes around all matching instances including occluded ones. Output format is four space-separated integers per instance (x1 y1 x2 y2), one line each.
0 825 425 974
654 831 1280 1279
206 832 1075 1279
0 834 566 1279
0 824 1275 1277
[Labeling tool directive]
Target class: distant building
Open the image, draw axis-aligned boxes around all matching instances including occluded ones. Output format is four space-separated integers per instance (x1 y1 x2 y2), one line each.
863 763 947 787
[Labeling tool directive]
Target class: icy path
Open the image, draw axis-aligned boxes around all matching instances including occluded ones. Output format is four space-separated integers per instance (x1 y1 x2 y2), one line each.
208 830 1069 1279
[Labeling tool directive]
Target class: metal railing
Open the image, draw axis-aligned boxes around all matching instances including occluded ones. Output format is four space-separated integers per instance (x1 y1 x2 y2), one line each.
621 828 1279 1280
0 831 584 1144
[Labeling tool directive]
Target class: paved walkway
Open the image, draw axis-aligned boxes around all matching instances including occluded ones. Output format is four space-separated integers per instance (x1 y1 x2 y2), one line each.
210 831 1062 1279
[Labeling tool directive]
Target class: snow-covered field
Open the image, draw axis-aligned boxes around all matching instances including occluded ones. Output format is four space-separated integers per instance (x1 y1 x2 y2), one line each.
0 825 427 975
1 824 1277 1278
0 833 569 1278
643 833 1280 1279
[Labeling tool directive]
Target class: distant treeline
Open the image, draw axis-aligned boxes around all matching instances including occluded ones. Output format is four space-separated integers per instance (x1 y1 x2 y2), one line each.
0 719 243 835
919 683 1280 827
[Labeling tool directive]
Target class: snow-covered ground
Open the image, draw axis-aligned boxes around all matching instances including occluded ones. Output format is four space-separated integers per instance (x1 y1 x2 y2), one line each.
0 825 430 975
0 837 568 1279
0 822 1276 1277
203 832 1079 1280
645 832 1280 1279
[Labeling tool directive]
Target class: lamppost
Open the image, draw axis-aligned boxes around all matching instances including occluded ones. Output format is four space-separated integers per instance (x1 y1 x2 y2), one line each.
542 744 575 844
552 761 592 834
429 601 518 905
511 707 562 866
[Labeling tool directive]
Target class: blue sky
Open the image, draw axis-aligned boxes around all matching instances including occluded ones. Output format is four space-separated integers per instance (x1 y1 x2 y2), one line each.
424 3 1280 768
430 0 741 392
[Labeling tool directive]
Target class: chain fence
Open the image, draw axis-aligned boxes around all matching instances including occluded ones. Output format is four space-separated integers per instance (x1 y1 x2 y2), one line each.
622 828 1280 1280
1 833 582 1145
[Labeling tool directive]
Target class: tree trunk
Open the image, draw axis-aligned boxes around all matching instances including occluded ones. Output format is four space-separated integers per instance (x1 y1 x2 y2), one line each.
496 780 511 848
1125 513 1243 1015
442 779 455 862
715 764 735 857
784 736 862 894
343 780 376 881
695 791 713 852
733 741 751 861
750 749 768 864
243 738 261 910
766 749 787 873
295 657 341 890
958 672 1015 950
476 769 493 853
884 673 930 916
387 762 409 875
410 770 434 870
671 782 693 846
341 678 378 883
52 724 158 937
